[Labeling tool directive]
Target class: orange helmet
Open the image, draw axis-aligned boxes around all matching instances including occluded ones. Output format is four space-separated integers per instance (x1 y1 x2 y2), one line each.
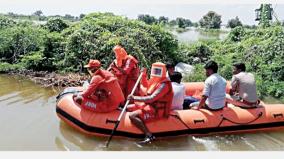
84 59 101 68
113 45 128 67
147 62 167 93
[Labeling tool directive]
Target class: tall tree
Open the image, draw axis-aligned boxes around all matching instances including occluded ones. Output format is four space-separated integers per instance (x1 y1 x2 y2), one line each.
137 14 157 25
227 16 243 28
199 11 222 29
33 10 43 17
158 16 169 24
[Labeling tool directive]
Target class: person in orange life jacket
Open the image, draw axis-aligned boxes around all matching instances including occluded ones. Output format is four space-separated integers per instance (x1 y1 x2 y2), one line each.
73 59 125 113
107 45 140 99
127 62 174 144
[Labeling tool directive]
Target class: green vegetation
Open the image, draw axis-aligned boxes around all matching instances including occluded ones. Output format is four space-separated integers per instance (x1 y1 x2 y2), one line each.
180 25 284 101
227 16 243 28
137 14 195 29
199 11 222 29
1 10 81 22
0 13 179 73
0 11 283 101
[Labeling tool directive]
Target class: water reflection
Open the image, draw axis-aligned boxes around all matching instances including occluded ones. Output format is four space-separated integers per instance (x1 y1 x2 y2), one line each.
0 75 59 106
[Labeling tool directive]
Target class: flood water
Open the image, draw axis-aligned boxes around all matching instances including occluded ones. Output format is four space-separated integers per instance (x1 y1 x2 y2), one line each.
172 27 229 43
1 74 284 151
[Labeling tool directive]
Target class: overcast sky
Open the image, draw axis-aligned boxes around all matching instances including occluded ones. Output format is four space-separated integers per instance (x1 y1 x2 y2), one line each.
1 0 284 25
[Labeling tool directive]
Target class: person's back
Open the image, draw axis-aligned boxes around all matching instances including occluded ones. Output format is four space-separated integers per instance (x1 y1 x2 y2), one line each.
232 72 258 103
122 55 140 97
190 61 226 111
74 59 125 113
205 73 226 109
170 72 185 110
108 45 140 98
228 63 259 107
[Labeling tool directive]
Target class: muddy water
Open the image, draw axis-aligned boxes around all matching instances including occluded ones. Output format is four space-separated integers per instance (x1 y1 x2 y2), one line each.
1 74 284 151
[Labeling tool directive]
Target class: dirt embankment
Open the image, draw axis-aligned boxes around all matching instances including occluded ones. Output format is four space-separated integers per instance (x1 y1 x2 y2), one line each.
8 70 89 88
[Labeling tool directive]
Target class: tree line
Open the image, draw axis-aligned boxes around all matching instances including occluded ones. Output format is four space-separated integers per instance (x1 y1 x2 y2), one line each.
1 10 257 29
137 11 254 29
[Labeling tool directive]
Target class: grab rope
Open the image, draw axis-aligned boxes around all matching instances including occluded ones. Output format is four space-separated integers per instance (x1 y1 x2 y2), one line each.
217 112 263 127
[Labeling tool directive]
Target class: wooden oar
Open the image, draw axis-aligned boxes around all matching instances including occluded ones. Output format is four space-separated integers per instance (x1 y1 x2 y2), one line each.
105 72 143 147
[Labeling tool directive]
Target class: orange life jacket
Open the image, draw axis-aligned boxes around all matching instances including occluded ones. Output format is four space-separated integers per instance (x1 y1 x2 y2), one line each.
146 79 173 118
81 69 125 113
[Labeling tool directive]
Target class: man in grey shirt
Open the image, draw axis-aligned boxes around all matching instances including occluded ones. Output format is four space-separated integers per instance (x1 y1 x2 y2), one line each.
226 63 259 108
191 61 226 111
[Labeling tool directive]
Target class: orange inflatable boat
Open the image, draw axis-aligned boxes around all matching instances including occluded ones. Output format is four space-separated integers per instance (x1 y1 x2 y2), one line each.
56 82 284 139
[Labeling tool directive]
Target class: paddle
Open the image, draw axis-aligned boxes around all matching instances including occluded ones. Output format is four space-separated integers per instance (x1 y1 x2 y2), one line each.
105 72 144 147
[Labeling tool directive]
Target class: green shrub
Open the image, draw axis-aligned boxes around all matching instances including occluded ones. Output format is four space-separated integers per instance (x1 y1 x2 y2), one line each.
0 25 47 63
62 13 179 71
0 62 23 73
0 16 16 29
44 18 69 32
20 51 44 70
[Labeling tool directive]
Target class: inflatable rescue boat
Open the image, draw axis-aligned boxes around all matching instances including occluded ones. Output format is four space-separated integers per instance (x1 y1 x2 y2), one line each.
56 82 284 139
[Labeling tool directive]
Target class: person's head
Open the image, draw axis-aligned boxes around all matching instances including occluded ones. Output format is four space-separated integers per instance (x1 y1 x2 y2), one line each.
148 62 167 93
113 45 128 67
232 63 246 75
204 60 218 77
84 59 101 75
170 71 183 84
166 63 175 76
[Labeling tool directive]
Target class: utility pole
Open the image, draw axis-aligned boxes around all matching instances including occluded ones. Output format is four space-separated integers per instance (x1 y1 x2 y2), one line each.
255 4 273 28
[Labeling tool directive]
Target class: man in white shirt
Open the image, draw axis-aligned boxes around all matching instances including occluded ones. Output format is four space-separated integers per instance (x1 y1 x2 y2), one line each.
226 63 259 108
191 61 226 111
170 72 186 110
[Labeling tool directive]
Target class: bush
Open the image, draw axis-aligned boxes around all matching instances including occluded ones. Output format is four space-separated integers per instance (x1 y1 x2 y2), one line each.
20 51 45 70
0 16 16 29
226 26 245 42
0 62 23 73
183 64 206 82
44 18 69 32
62 13 179 71
0 25 47 63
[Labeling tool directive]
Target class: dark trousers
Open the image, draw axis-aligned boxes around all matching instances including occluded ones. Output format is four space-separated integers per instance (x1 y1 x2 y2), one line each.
183 96 199 109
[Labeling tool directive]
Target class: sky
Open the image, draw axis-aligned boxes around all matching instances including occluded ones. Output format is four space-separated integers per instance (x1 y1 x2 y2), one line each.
0 0 284 25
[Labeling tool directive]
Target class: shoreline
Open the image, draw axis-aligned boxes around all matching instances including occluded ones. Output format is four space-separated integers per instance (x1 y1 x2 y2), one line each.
4 70 89 88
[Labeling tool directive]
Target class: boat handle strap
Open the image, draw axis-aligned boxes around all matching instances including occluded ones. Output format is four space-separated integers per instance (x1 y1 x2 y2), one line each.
106 119 117 124
273 113 283 118
194 119 205 124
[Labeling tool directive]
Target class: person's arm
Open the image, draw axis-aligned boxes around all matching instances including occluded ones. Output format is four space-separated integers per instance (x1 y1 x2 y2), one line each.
197 78 211 109
107 62 114 71
81 76 104 98
197 95 208 109
140 68 149 88
122 58 136 75
128 83 169 103
230 75 238 95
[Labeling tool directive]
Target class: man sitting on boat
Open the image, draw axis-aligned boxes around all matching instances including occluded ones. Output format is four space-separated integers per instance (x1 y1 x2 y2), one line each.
226 63 260 108
169 71 185 110
190 61 227 111
127 62 173 144
73 59 125 113
108 45 140 99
